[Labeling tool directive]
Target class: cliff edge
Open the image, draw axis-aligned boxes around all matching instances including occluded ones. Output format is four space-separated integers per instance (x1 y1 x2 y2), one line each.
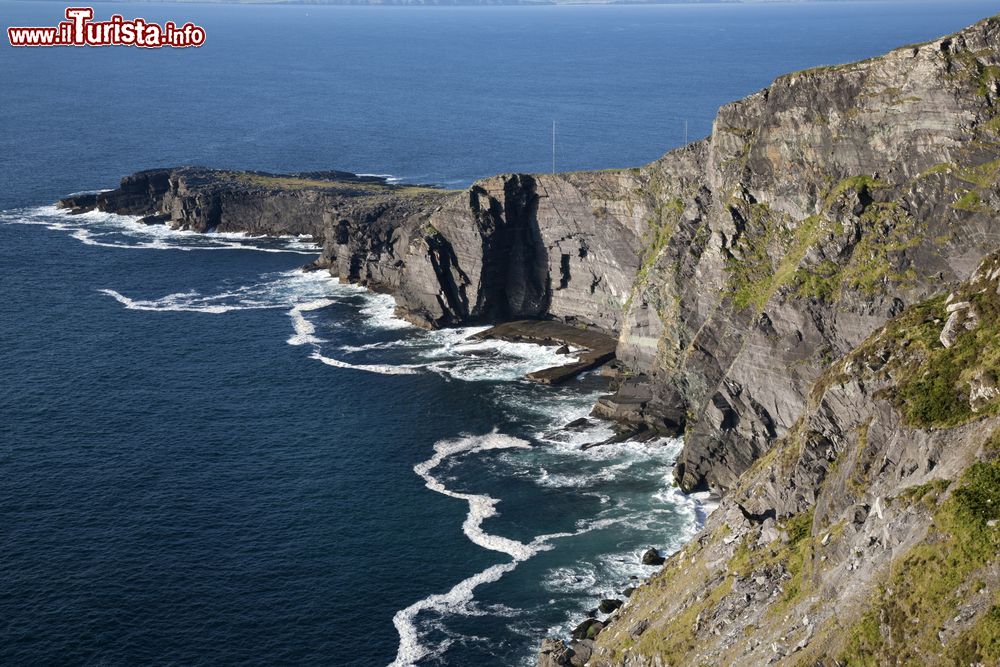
65 14 1000 498
60 14 1000 665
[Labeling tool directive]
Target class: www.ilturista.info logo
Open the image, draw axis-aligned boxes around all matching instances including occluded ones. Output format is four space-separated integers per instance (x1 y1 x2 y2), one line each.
7 7 206 48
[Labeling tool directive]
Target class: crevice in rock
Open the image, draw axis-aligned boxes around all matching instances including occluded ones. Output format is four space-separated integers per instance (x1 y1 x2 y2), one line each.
737 503 777 525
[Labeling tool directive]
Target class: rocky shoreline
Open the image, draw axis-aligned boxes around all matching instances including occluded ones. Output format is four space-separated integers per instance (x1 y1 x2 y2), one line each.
471 320 617 384
536 548 664 667
58 12 1000 666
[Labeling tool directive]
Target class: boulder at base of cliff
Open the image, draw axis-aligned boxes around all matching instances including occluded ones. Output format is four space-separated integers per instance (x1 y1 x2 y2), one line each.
537 638 573 667
641 548 665 565
571 618 605 640
598 598 623 614
569 639 595 666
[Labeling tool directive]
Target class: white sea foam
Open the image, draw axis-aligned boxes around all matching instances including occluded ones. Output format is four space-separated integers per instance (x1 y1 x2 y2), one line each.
390 561 520 667
287 299 336 345
390 432 604 666
414 432 535 560
308 350 423 376
99 289 243 314
280 289 428 375
290 298 580 381
356 293 415 330
414 328 578 383
542 566 598 593
2 205 319 254
98 270 341 315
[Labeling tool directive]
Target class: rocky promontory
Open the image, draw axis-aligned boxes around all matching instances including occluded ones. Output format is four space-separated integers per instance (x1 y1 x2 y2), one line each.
62 12 1000 666
65 13 1000 496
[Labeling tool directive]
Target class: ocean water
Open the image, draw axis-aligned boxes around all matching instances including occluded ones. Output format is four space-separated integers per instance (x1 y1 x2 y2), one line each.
1 2 995 665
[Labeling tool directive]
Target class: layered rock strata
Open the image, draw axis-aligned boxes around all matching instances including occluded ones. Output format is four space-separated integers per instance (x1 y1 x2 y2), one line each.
66 16 1000 497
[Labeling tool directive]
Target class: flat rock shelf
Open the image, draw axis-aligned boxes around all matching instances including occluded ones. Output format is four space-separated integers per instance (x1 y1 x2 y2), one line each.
471 320 616 384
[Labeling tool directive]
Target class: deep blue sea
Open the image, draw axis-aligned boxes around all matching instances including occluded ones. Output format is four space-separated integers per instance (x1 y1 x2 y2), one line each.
1 1 995 665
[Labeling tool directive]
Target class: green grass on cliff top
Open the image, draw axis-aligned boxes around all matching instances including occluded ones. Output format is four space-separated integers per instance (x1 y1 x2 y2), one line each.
227 172 454 196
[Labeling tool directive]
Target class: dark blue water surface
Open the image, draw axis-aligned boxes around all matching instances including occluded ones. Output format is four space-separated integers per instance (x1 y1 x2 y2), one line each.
2 2 996 665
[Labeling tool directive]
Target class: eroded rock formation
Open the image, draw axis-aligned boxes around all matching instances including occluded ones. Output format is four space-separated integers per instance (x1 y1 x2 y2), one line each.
62 14 1000 665
67 15 1000 499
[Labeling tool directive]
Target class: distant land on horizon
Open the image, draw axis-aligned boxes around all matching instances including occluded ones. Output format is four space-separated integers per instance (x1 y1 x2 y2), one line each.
18 0 935 6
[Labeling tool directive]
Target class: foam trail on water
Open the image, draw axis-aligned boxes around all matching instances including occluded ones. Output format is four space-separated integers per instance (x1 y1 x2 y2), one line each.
389 433 534 666
287 299 335 345
414 433 535 559
389 431 643 666
98 270 342 314
98 264 427 375
98 289 245 314
2 205 319 254
390 561 519 667
286 292 428 375
309 350 422 376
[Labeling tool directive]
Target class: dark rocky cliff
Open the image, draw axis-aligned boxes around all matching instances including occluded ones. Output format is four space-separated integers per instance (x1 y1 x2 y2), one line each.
611 14 1000 494
62 15 1000 664
537 15 1000 667
572 250 1000 667
64 167 649 332
68 15 1000 499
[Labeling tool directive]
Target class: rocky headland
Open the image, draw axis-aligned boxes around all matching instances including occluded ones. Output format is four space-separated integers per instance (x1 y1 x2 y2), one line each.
61 12 1000 666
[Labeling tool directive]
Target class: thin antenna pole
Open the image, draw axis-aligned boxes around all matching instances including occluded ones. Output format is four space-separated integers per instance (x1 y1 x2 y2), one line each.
684 119 688 146
551 121 556 174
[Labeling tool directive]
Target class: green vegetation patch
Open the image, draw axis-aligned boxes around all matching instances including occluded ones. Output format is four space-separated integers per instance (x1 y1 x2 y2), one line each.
953 189 986 212
955 158 1000 188
944 46 1000 99
813 253 1000 427
948 604 1000 665
917 162 956 180
897 478 951 506
726 175 906 310
230 172 449 197
822 175 886 209
727 509 817 619
635 197 685 285
839 203 919 295
628 574 734 663
725 201 786 311
842 457 1000 666
792 202 918 303
895 290 1000 428
793 260 841 301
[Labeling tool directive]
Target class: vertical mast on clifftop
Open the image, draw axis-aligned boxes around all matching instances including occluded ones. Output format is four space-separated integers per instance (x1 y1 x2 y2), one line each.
552 121 556 174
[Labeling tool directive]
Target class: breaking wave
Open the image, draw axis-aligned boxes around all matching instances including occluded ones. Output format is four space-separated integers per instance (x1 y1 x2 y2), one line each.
97 270 344 314
0 205 319 254
20 196 713 667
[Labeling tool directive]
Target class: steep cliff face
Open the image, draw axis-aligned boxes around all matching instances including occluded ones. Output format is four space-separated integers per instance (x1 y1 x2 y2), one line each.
609 15 1000 493
389 172 651 329
535 18 1000 664
60 14 1000 666
65 165 655 332
65 10 1000 510
578 251 1000 667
